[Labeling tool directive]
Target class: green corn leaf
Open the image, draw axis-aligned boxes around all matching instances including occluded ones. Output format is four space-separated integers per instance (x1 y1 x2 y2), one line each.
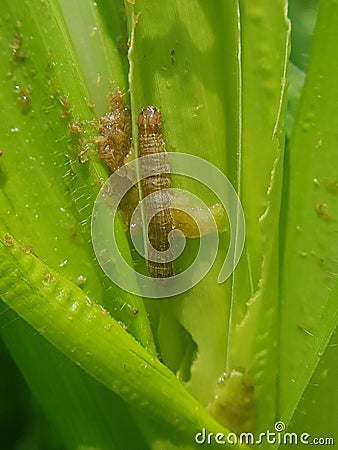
280 0 338 429
0 230 248 449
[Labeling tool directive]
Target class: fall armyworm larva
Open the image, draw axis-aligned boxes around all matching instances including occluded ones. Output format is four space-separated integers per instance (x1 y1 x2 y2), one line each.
138 106 175 278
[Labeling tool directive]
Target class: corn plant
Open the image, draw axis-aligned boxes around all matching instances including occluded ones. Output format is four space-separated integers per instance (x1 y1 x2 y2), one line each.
0 0 337 449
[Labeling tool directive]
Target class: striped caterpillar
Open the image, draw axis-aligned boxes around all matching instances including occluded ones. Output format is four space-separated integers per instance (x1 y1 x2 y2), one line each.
138 106 175 278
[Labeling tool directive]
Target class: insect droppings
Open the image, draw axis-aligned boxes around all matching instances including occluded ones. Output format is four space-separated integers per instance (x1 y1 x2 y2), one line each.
316 203 329 218
97 88 137 229
97 89 132 173
10 21 26 63
170 49 175 65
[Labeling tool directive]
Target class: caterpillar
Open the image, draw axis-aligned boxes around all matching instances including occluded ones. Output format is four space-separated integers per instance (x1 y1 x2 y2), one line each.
97 97 175 278
138 107 175 278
